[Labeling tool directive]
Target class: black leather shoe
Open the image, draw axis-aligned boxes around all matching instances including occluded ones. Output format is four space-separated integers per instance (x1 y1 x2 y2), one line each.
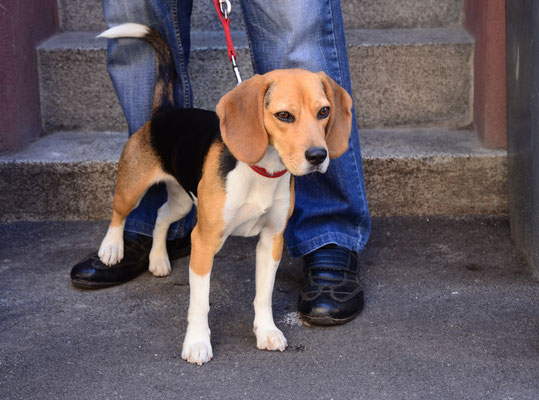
298 244 364 325
70 231 190 289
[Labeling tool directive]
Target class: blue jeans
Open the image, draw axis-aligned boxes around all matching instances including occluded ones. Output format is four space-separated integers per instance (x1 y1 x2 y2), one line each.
103 0 371 257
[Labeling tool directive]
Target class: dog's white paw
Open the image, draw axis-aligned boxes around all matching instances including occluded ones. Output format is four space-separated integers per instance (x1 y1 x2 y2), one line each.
98 237 124 266
181 339 213 365
255 327 287 351
149 253 171 277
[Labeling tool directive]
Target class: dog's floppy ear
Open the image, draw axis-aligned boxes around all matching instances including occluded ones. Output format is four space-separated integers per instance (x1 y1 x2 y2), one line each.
318 72 353 159
216 75 270 165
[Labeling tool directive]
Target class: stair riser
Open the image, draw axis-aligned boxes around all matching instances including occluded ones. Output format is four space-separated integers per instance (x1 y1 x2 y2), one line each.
38 40 473 132
0 163 116 221
363 156 508 216
0 155 506 221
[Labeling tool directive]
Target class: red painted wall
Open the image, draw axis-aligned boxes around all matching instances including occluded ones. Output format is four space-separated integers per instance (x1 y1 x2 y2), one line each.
463 0 507 149
0 0 58 154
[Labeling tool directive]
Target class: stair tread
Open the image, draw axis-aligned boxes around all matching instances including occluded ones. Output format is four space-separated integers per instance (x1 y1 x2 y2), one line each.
38 27 473 52
0 131 126 163
360 128 505 159
0 128 505 165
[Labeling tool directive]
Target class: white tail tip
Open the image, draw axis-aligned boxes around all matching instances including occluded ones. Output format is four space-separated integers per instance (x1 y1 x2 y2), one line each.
97 23 150 39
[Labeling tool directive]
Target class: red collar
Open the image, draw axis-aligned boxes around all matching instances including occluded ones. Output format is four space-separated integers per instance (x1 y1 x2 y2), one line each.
249 164 288 178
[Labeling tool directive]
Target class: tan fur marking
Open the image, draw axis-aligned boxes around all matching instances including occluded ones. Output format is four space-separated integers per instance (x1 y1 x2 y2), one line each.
111 123 165 226
287 176 295 220
271 234 284 262
189 142 227 276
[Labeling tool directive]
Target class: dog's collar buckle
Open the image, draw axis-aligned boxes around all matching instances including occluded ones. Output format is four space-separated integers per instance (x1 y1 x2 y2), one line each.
249 165 288 178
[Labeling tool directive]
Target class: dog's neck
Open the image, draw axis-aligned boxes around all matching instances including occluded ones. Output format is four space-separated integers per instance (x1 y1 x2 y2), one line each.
248 145 287 176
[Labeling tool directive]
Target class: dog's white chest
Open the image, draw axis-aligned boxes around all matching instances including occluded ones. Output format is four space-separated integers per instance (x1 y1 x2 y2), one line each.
222 163 290 238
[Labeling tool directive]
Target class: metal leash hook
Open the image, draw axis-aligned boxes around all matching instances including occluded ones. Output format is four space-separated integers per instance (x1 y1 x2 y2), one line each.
219 0 231 19
214 0 242 84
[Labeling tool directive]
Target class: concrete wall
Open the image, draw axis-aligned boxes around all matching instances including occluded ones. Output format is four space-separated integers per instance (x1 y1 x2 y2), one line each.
0 0 58 154
463 0 507 149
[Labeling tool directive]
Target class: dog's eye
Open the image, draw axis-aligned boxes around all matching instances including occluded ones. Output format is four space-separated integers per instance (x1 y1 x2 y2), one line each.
318 107 330 119
275 111 295 123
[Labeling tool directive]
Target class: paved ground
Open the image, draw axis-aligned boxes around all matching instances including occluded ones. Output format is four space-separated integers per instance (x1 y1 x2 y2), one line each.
0 217 538 400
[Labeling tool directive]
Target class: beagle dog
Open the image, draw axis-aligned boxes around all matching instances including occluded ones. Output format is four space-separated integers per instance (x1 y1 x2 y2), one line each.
98 23 353 365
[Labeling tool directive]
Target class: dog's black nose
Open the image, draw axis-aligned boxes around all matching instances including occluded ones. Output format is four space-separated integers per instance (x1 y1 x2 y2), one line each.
305 147 328 165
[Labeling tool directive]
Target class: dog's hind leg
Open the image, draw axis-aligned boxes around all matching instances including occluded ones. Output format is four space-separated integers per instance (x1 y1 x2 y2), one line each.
149 180 193 277
99 127 164 266
99 181 154 266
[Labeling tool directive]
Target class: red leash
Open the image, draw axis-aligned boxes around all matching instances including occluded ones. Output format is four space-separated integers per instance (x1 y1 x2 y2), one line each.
213 0 242 84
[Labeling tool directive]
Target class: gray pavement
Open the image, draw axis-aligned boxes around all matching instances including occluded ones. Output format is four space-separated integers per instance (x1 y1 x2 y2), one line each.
1 217 538 400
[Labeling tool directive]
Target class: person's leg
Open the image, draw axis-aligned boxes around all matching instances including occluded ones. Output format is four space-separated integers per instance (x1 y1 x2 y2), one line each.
71 0 195 288
240 0 370 256
240 0 371 324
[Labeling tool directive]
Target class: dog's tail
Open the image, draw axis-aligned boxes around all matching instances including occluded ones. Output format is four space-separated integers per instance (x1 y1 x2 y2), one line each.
98 23 174 115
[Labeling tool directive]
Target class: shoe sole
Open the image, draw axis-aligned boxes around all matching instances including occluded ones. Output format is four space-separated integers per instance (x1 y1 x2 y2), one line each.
301 313 358 326
71 279 127 290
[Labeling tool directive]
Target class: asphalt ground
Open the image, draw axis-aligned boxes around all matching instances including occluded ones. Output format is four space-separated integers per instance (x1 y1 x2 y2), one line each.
1 217 538 399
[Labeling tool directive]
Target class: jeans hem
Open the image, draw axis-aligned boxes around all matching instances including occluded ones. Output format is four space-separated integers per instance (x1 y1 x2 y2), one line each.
124 219 186 240
287 231 368 258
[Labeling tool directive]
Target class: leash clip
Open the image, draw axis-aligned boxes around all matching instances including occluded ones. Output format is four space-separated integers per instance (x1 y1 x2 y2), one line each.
214 0 242 85
219 0 232 20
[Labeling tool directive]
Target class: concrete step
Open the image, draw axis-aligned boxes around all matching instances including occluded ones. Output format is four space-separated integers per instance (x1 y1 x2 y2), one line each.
0 128 506 221
37 28 473 132
58 0 463 32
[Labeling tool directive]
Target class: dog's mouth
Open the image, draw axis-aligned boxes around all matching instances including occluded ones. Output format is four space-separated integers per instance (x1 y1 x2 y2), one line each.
279 153 330 176
309 164 328 174
287 161 329 176
309 156 330 174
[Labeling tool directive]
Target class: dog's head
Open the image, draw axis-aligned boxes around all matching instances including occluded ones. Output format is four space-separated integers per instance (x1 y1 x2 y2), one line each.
216 69 353 176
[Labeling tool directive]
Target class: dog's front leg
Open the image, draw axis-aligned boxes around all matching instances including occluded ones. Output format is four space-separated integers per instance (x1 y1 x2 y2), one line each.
181 226 220 365
253 230 287 351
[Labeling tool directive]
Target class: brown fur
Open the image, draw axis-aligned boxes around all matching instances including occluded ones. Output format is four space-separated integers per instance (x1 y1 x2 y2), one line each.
144 29 175 116
111 123 166 227
317 72 353 158
189 141 227 276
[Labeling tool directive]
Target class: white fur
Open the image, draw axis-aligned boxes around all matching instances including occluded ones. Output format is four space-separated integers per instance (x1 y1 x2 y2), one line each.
97 23 149 39
253 230 287 351
149 180 193 277
98 222 125 266
182 269 213 365
222 146 291 238
319 153 330 173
